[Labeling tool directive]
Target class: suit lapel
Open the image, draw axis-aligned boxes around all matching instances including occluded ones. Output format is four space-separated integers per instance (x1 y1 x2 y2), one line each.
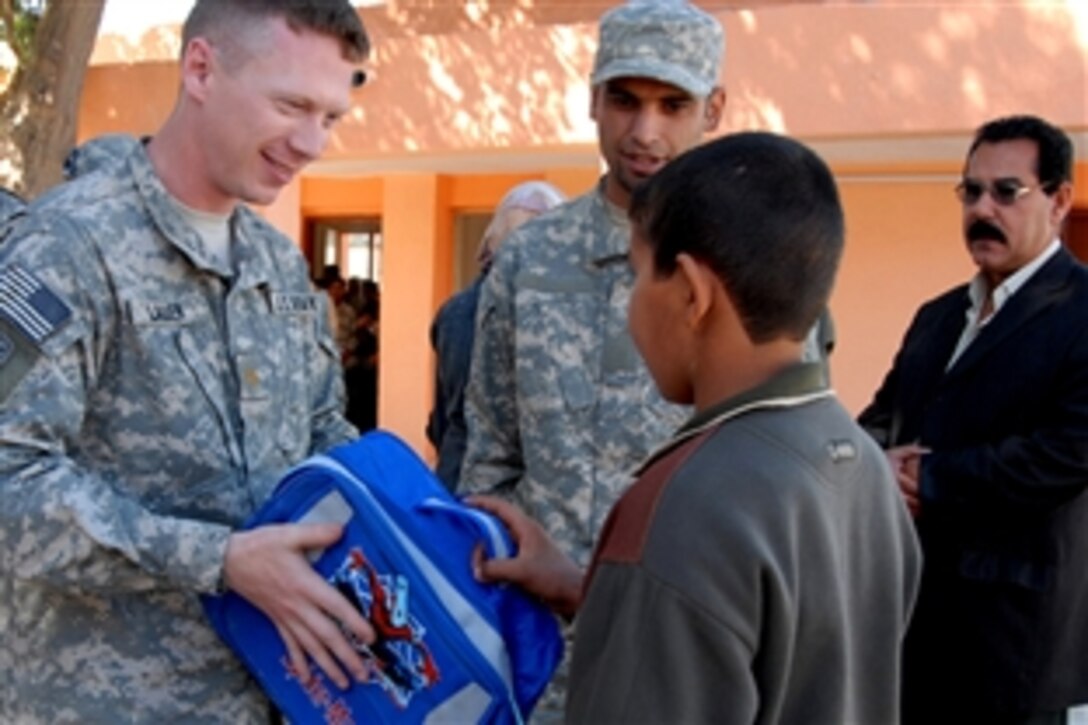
912 294 971 397
944 250 1074 382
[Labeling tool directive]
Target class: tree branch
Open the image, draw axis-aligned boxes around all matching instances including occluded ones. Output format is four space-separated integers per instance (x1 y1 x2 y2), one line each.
0 0 36 70
1 0 106 194
0 0 17 51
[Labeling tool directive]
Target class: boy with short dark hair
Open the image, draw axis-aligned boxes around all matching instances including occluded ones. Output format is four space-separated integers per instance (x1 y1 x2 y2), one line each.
472 131 921 724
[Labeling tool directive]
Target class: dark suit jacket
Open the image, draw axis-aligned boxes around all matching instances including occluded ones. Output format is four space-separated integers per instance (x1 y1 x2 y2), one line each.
426 275 483 491
859 247 1088 718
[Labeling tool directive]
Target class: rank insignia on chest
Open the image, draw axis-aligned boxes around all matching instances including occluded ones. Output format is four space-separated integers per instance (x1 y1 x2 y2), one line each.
238 354 271 402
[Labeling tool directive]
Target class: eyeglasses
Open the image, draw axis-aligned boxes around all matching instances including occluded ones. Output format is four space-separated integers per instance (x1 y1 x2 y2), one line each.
955 178 1044 207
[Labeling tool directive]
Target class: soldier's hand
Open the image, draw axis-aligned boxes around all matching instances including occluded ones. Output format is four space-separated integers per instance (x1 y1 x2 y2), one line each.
467 495 583 620
223 523 375 689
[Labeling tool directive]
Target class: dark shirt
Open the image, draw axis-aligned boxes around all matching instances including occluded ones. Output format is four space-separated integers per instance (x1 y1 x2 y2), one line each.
427 275 483 490
345 325 378 433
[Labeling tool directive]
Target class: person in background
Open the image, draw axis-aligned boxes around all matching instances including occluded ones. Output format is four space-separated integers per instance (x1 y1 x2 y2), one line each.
858 114 1088 724
0 0 377 720
346 275 366 315
315 264 358 366
427 180 566 490
346 294 380 431
473 132 920 724
332 277 359 367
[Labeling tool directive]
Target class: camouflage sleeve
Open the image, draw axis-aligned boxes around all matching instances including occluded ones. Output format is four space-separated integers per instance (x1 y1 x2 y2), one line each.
459 236 525 496
308 292 359 454
0 223 231 595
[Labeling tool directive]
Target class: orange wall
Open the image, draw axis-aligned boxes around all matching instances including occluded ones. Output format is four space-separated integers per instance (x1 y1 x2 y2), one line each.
832 172 971 413
83 4 1087 161
80 61 176 138
378 175 452 454
301 177 384 219
306 3 1088 161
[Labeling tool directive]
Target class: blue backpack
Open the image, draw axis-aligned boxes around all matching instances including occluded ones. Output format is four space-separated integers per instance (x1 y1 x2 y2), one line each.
203 431 563 724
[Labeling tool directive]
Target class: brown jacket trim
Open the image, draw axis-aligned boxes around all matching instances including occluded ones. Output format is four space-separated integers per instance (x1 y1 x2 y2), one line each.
582 428 713 591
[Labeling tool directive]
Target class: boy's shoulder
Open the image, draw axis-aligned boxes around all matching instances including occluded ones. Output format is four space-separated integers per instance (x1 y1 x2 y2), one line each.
613 396 894 558
675 397 892 511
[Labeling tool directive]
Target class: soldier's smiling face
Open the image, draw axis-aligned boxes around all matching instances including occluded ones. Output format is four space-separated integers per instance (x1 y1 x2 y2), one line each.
186 15 357 209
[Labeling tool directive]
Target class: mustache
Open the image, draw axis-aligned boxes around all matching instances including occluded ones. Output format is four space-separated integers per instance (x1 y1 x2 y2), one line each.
966 219 1007 244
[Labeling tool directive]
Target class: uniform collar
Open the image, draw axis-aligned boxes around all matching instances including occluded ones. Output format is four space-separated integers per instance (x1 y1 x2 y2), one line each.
588 176 632 266
125 143 273 289
966 238 1061 316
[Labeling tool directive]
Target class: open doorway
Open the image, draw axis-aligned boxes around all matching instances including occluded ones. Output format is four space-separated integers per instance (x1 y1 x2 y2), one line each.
308 217 382 434
310 217 383 283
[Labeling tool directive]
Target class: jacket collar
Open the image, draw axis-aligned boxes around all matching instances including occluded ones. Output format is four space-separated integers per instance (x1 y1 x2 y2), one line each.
588 176 632 266
637 362 832 474
945 247 1077 381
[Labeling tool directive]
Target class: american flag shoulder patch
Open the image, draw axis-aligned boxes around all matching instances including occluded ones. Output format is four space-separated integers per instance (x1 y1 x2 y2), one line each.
0 264 72 345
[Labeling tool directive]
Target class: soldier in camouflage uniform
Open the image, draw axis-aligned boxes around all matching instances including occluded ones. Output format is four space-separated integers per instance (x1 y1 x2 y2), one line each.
0 1 375 721
459 1 727 717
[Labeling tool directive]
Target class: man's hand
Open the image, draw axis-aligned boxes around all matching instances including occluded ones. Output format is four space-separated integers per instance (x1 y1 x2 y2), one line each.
885 443 929 517
467 495 584 620
223 523 375 689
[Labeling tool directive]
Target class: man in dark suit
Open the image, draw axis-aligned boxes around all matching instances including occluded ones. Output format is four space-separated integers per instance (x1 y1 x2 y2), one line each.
859 114 1086 725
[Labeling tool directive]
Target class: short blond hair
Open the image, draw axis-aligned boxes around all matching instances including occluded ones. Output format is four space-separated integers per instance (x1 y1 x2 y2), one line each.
182 0 370 63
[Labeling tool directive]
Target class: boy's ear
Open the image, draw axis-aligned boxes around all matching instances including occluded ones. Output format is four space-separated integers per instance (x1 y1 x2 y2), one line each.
675 253 714 330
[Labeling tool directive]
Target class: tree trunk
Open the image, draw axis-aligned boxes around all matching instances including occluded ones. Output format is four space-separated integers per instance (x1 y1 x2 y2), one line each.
0 0 106 197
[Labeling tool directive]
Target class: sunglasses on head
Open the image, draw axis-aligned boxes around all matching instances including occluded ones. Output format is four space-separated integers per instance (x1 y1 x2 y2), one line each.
954 178 1050 207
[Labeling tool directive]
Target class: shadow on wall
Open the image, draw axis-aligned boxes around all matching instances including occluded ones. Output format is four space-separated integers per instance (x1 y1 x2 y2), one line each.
723 2 1087 135
339 1 1088 153
84 1 1086 154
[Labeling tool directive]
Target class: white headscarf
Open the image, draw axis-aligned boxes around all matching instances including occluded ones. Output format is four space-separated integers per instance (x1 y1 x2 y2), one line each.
476 181 566 268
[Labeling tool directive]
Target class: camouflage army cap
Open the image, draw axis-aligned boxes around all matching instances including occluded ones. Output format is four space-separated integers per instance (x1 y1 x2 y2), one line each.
591 0 724 97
